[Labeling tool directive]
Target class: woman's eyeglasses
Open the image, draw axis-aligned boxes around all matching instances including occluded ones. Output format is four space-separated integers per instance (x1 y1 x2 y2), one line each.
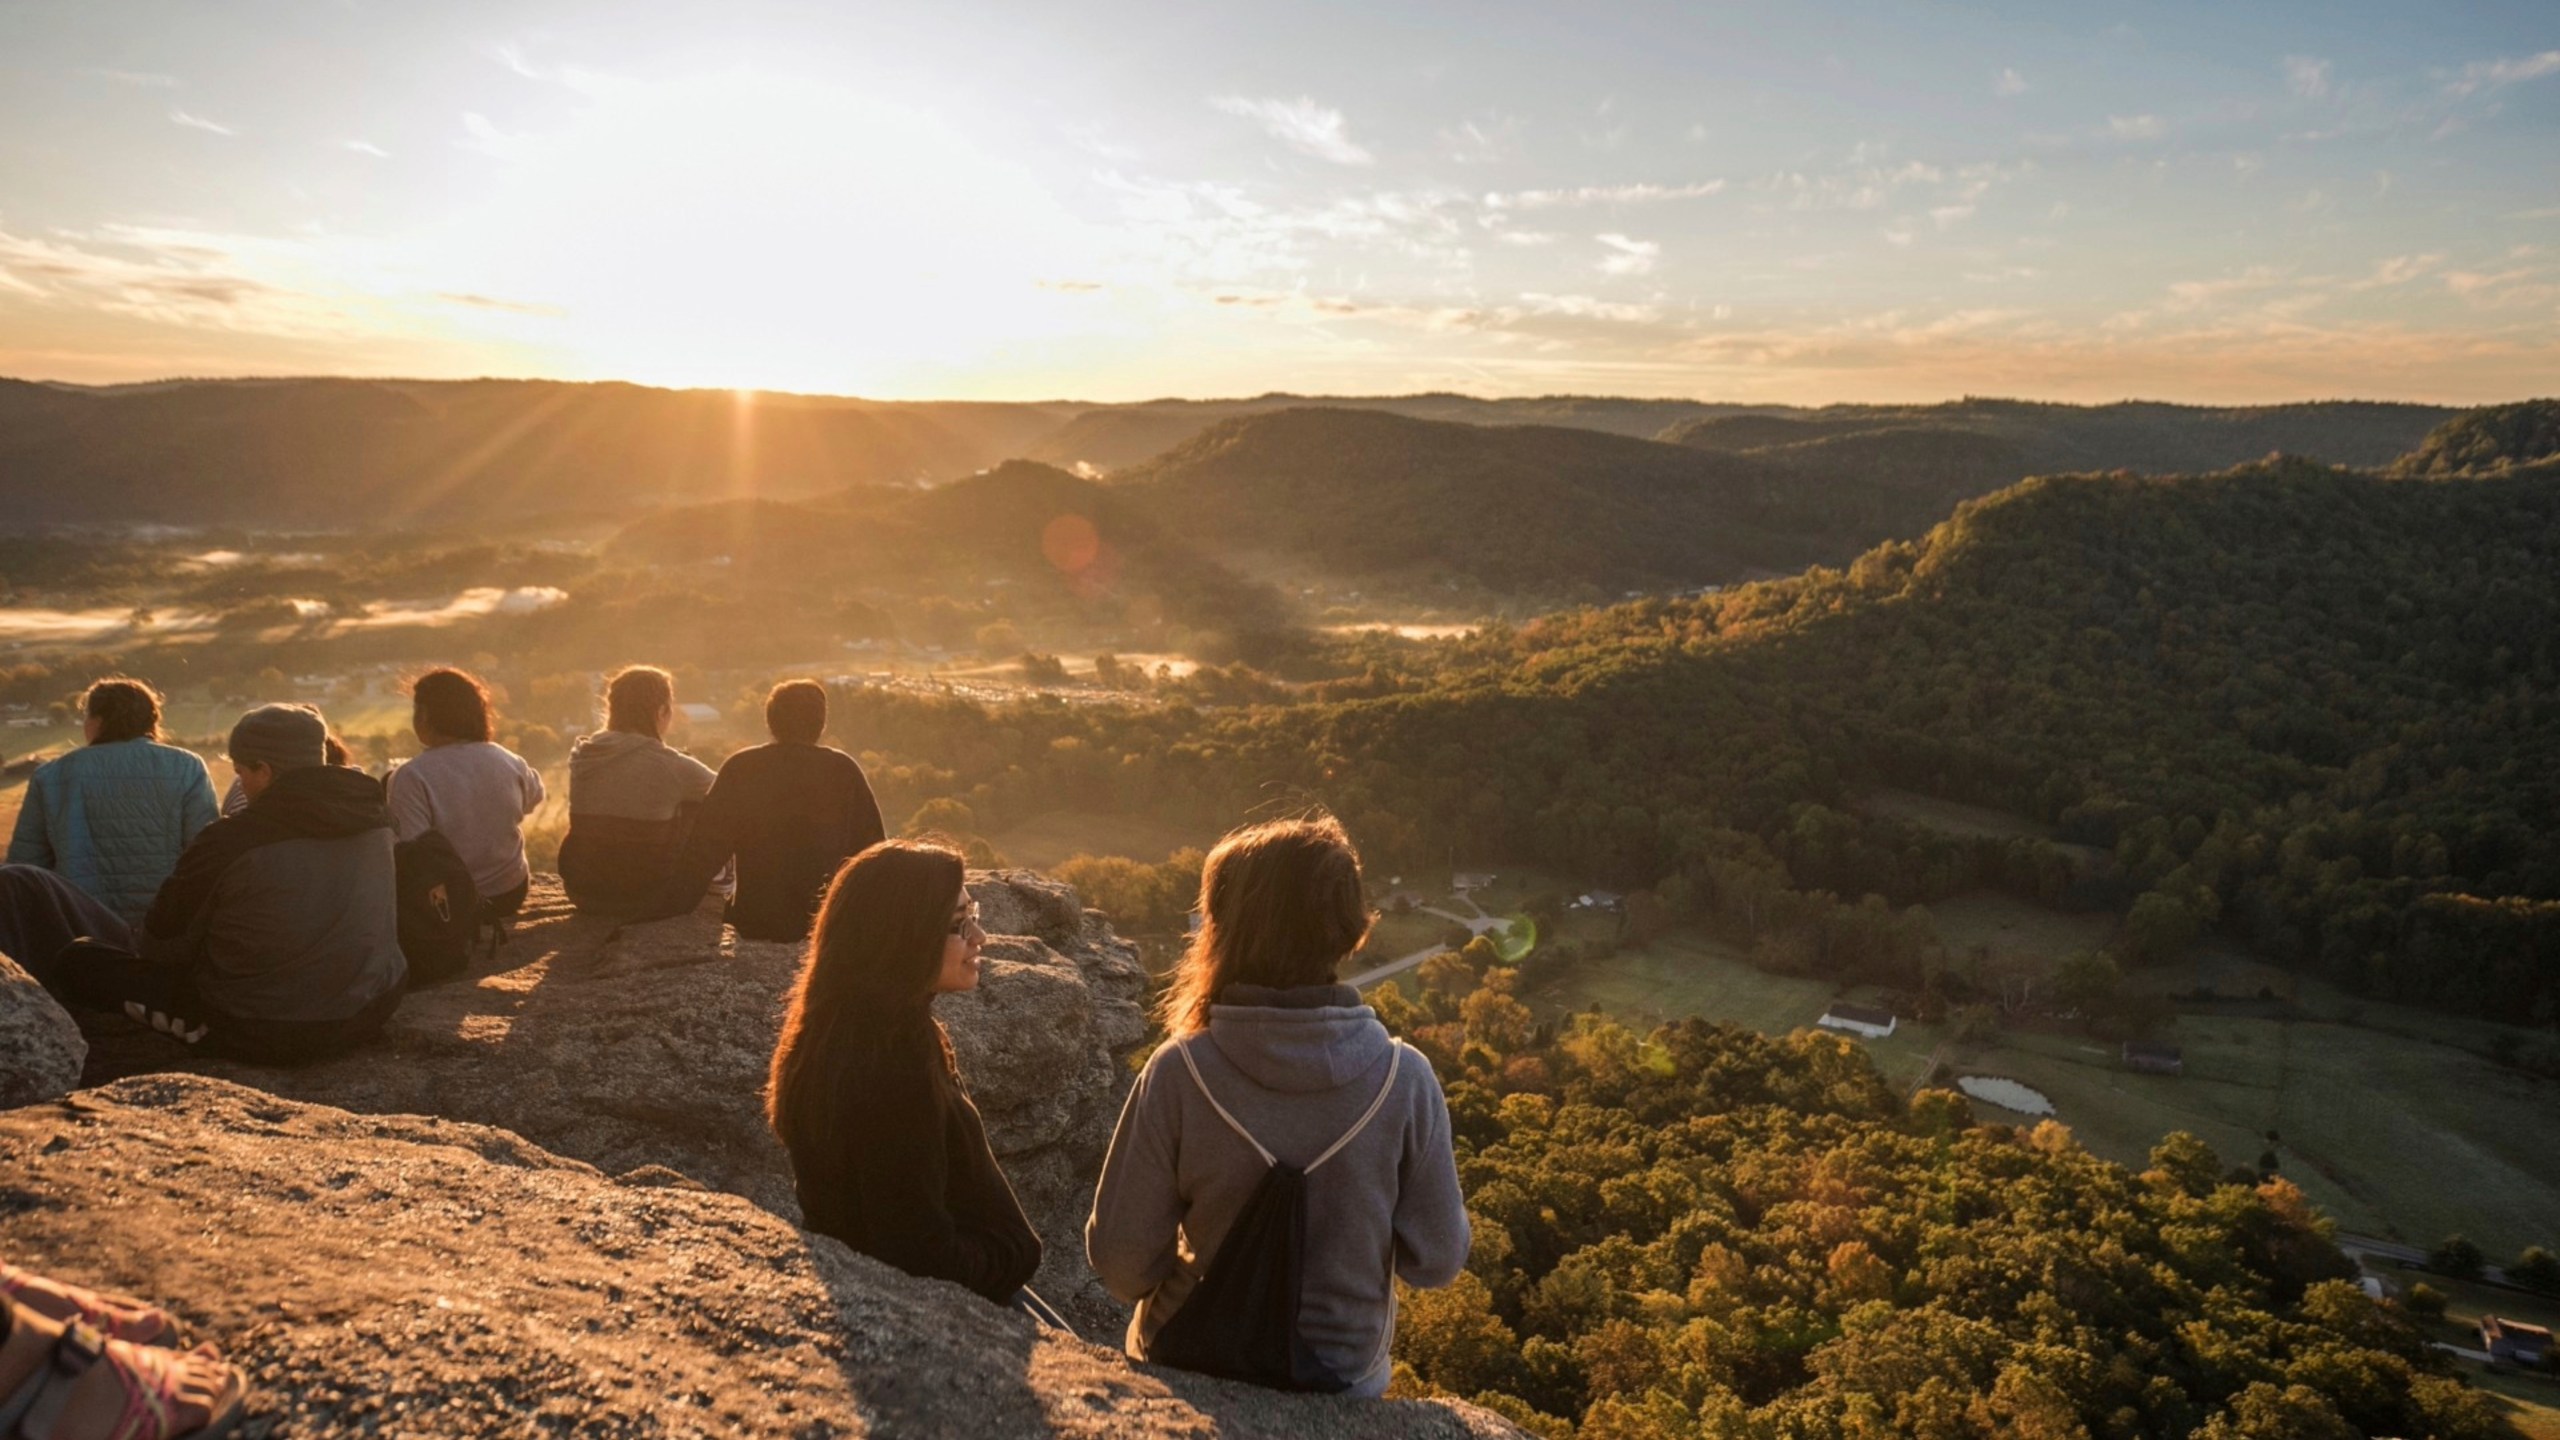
949 904 983 937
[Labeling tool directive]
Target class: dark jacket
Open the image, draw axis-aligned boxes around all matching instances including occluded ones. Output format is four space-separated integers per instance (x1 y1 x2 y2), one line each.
677 742 886 941
560 729 717 917
144 764 406 1024
779 1015 1042 1303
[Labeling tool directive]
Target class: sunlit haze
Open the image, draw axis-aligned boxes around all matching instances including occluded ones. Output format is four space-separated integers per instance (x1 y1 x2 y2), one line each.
3 0 2555 401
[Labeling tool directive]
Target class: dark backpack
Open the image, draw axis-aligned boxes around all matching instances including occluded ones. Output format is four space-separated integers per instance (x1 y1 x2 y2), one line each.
1147 1040 1404 1392
392 830 482 987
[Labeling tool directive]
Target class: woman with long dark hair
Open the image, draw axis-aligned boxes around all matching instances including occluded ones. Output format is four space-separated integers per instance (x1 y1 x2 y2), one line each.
1085 817 1469 1395
766 840 1044 1310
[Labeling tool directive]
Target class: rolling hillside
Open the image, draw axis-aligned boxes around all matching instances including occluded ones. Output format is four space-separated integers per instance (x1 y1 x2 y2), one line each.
1662 397 2454 475
1108 406 1813 597
0 378 1078 528
606 460 1292 644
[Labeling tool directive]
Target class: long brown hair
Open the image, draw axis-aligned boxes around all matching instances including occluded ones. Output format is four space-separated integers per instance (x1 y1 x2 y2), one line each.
766 840 967 1142
1160 816 1373 1036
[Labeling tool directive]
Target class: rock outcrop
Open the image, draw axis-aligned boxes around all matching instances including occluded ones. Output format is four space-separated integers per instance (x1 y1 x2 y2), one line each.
0 952 85 1106
74 871 1151 1323
0 1075 1523 1439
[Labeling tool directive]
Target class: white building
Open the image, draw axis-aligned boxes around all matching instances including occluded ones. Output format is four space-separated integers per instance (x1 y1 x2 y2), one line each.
1817 1003 1898 1040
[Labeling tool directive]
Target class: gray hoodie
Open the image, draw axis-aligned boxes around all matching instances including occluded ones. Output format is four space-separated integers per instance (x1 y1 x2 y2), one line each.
565 729 714 821
1085 984 1470 1397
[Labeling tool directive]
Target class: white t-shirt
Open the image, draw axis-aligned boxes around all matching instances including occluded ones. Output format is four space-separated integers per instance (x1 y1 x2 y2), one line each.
386 741 546 898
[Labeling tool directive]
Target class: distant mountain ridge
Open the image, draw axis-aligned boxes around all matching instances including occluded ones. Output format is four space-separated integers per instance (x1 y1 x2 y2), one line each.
0 375 2460 533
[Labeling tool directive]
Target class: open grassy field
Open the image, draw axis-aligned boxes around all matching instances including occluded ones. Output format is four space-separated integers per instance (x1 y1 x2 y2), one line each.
1532 927 2560 1257
1931 890 2120 965
987 808 1221 870
1858 785 2116 862
1861 787 2059 842
1359 906 1461 964
2480 1375 2560 1440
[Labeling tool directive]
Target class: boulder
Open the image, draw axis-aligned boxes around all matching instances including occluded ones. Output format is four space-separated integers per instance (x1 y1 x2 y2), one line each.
74 870 1153 1324
0 1075 1523 1439
0 951 85 1108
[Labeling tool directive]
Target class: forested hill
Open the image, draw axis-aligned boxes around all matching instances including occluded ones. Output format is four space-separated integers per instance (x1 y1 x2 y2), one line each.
1660 397 2454 474
856 454 2560 1024
1108 407 1826 597
604 460 1294 649
2391 398 2560 476
1328 456 2560 1019
1377 987 2498 1440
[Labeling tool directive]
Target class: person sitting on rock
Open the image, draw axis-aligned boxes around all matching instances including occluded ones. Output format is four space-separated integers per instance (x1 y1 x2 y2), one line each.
386 668 545 923
6 677 218 928
0 1262 246 1438
675 679 885 943
558 666 717 918
1084 816 1470 1396
765 840 1051 1318
56 703 408 1065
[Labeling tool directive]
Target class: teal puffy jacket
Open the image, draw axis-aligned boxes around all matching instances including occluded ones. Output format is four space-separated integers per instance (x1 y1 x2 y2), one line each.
7 738 219 926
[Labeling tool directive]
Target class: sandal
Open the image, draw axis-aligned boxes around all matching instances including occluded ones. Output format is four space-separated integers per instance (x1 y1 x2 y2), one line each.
0 1320 245 1440
0 1269 188 1350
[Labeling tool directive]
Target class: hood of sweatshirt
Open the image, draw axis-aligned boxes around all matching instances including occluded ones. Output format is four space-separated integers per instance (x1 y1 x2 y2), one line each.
569 728 670 779
245 763 391 838
1206 983 1393 1093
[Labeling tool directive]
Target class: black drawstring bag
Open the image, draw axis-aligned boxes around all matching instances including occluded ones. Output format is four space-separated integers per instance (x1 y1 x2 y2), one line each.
1146 1041 1402 1392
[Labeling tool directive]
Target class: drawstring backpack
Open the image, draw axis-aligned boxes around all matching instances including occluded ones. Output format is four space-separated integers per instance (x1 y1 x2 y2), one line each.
1147 1040 1404 1392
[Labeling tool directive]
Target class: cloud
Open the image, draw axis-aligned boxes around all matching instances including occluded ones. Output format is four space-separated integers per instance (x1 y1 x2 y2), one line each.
2282 56 2331 99
1518 292 1660 323
2164 266 2286 311
1481 180 1724 210
1439 114 1519 165
343 140 391 158
2445 50 2560 98
2347 254 2443 290
434 291 565 316
1210 96 1373 165
2108 114 2166 140
1995 68 2028 97
1494 229 1560 246
83 68 178 88
1594 233 1659 275
169 109 234 136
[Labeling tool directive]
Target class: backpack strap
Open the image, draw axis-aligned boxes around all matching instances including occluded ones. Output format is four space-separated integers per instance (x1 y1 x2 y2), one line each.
1172 1040 1277 1166
1171 1039 1404 1175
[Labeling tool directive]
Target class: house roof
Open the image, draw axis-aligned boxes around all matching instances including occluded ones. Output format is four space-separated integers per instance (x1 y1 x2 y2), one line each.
2484 1316 2555 1342
1822 1003 1896 1027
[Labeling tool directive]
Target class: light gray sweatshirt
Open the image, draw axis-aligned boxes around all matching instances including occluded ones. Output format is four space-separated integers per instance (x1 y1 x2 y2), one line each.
1085 983 1470 1397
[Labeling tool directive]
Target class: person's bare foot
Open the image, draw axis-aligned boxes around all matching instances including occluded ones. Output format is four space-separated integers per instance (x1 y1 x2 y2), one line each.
0 1297 240 1439
0 1265 181 1346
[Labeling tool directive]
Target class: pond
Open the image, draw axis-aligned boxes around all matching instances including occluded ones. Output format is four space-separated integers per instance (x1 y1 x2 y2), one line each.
1957 1074 2057 1116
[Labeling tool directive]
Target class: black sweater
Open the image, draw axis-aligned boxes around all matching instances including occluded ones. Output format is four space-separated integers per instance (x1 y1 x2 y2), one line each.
677 742 886 941
780 1018 1042 1303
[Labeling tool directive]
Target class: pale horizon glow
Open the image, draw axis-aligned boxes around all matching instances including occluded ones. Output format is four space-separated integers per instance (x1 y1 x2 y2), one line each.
1 1 2555 405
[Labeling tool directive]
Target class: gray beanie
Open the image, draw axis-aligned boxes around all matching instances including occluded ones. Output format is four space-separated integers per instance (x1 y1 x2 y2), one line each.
228 703 328 771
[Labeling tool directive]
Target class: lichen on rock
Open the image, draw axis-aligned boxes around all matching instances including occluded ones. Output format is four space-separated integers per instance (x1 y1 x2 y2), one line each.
73 870 1153 1324
0 951 85 1108
0 1075 1523 1439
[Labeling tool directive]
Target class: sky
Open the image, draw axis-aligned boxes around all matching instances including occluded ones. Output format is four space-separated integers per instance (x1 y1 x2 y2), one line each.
1 0 2555 403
